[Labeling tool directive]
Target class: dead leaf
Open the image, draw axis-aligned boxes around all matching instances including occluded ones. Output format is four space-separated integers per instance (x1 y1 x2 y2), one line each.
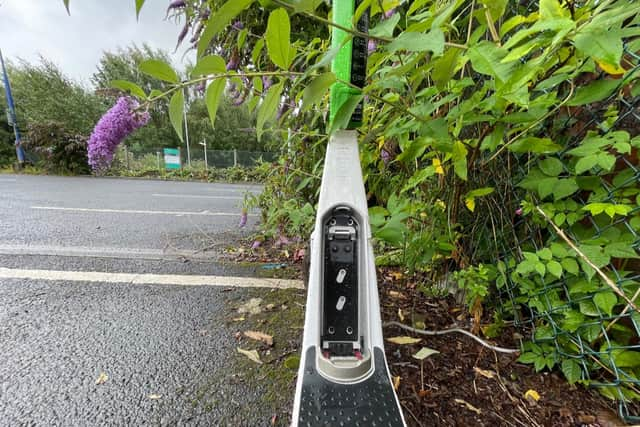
95 372 108 385
237 347 263 364
398 308 405 322
390 271 404 280
232 317 245 322
473 367 496 379
265 303 275 311
418 389 430 398
387 336 422 345
238 298 263 315
524 389 540 404
244 330 274 346
454 398 482 415
412 347 439 360
148 394 162 400
393 376 401 391
388 290 404 298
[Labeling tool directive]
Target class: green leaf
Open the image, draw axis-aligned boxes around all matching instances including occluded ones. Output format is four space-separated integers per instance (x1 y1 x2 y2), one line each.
539 0 570 20
550 243 568 258
517 352 538 364
452 141 468 181
612 350 640 368
467 41 513 83
135 0 145 19
412 347 440 360
205 79 225 128
553 179 579 200
329 95 364 134
198 0 254 58
580 245 610 268
547 260 563 278
191 55 226 77
110 80 146 99
401 166 436 193
370 13 400 38
535 261 546 277
566 79 619 106
561 359 581 384
433 48 462 90
139 59 179 83
562 310 585 332
256 82 284 141
252 39 265 65
593 291 617 316
375 219 406 247
386 29 445 55
579 300 599 317
509 137 561 154
168 90 184 142
302 72 336 111
537 248 553 261
266 8 294 69
479 0 507 22
369 206 389 228
605 242 639 259
537 177 558 199
573 29 623 74
575 155 600 174
539 157 563 176
561 257 580 275
598 154 616 172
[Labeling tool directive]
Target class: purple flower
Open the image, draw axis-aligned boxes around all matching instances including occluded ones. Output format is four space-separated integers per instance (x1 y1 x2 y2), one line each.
368 39 377 54
251 240 262 250
515 208 524 216
383 8 396 19
381 148 391 165
262 76 273 91
87 97 150 172
231 21 244 30
166 0 186 17
226 56 239 71
239 209 248 228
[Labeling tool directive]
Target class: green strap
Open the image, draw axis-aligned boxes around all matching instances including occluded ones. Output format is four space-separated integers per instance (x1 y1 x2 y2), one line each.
330 0 366 129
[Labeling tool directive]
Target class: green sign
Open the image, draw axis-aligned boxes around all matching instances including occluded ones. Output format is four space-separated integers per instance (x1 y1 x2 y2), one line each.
163 148 181 169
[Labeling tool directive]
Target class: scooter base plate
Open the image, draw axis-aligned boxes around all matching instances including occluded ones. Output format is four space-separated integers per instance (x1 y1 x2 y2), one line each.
297 347 404 426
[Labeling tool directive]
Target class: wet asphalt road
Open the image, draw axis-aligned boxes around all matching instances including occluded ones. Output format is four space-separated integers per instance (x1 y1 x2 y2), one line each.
0 175 288 426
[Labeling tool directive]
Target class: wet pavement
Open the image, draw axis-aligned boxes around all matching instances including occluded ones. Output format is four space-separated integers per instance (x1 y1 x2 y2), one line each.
0 175 301 426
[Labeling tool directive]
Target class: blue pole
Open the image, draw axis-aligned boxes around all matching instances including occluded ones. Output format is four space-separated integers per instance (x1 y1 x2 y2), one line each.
0 49 25 165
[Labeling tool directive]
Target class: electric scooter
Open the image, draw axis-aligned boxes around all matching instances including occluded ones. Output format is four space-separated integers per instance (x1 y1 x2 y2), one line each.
291 0 406 425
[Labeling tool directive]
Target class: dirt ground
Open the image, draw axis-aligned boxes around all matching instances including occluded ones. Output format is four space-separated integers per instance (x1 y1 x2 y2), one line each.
227 240 636 426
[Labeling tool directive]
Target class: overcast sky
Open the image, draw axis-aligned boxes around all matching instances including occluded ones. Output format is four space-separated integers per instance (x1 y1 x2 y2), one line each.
0 1 193 86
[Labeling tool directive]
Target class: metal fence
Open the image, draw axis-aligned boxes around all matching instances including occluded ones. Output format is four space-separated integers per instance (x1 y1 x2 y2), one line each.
114 146 278 173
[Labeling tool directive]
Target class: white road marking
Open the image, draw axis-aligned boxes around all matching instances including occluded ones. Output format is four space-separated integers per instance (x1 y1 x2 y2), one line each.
0 267 304 290
31 206 258 217
0 244 212 260
152 193 243 200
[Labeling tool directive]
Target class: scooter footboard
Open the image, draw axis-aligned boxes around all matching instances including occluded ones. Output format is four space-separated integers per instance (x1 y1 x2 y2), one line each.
296 347 404 426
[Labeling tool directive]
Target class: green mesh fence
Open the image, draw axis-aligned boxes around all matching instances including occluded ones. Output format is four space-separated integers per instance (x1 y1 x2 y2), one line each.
489 42 640 421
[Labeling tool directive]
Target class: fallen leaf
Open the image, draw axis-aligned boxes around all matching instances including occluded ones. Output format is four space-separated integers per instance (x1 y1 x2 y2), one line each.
414 321 426 330
232 317 245 322
283 250 290 258
244 330 274 346
238 298 263 315
148 394 162 400
95 372 108 385
412 347 439 360
474 367 496 379
237 347 263 364
454 398 482 415
398 308 405 322
388 290 404 298
524 389 540 404
390 271 404 280
265 303 275 311
387 336 422 345
418 389 430 398
284 355 300 370
393 376 401 391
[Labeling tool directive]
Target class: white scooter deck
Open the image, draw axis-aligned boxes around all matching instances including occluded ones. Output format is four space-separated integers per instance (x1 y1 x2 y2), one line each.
292 131 406 426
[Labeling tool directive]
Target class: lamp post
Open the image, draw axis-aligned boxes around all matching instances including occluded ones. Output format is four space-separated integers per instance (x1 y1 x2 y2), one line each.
0 49 25 167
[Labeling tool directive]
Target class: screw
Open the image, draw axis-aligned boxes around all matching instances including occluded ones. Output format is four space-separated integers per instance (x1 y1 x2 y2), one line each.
346 326 353 334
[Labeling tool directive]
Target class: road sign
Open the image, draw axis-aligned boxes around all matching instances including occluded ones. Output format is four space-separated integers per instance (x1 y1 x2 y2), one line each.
163 148 181 170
